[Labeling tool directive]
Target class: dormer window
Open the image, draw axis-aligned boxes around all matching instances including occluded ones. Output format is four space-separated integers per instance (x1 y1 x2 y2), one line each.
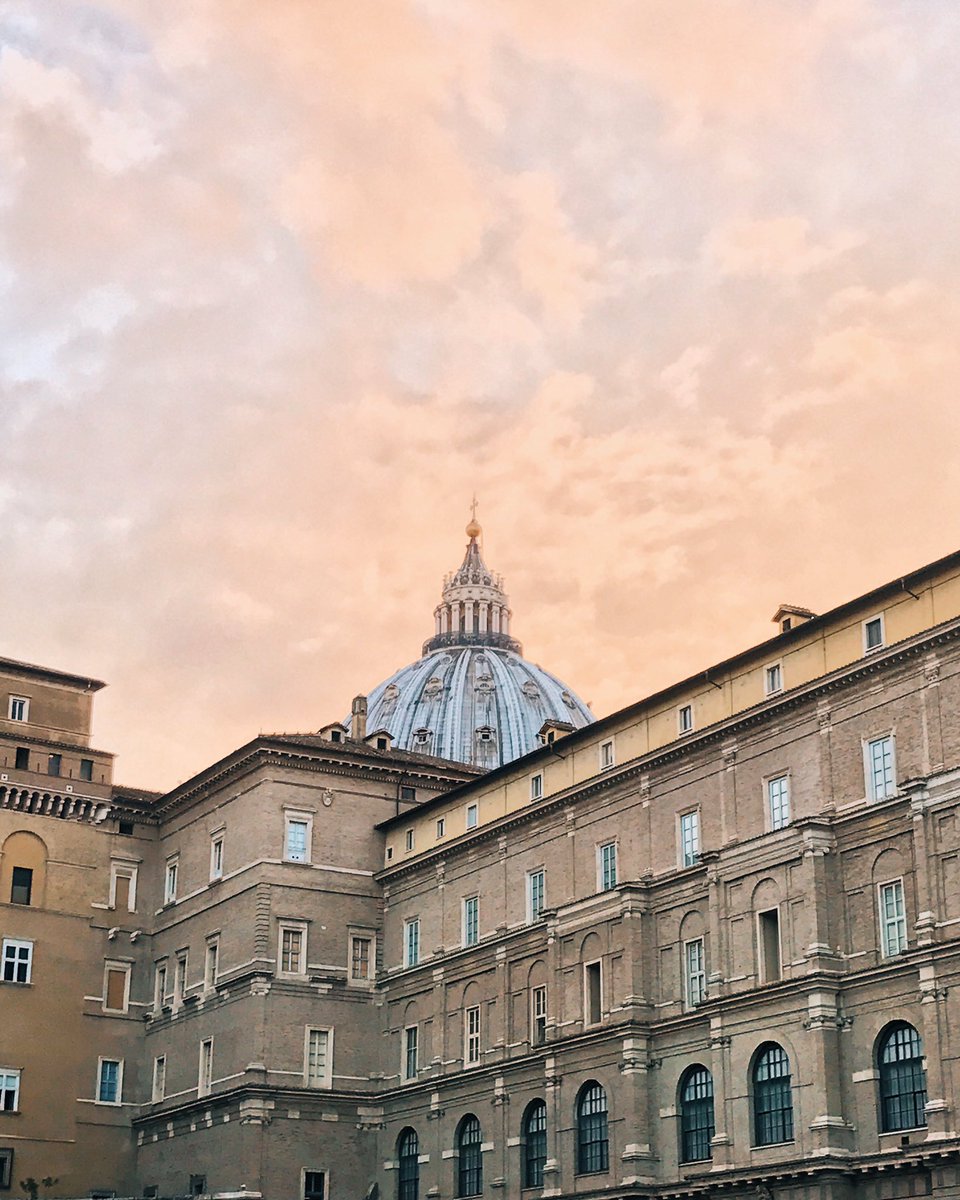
330 729 342 743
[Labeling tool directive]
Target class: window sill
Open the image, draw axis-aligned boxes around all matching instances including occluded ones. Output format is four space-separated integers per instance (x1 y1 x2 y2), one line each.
750 1140 795 1150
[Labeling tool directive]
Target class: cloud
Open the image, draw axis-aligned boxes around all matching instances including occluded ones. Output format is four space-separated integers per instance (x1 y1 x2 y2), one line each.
705 216 865 278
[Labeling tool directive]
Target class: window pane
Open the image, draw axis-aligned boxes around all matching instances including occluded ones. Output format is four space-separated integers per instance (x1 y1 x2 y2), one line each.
879 1023 927 1131
680 1067 715 1162
523 1101 547 1188
577 1083 609 1174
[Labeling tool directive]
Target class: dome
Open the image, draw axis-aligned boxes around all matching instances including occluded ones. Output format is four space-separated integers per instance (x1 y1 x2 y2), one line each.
352 513 594 768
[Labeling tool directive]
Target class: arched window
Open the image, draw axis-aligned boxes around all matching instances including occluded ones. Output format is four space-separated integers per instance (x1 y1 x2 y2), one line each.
457 1114 483 1197
576 1082 609 1174
753 1043 794 1146
522 1099 547 1188
679 1065 715 1163
397 1128 419 1200
878 1022 927 1132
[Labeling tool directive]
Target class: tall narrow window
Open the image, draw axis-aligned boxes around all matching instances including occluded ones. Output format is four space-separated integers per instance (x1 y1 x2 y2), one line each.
152 1056 166 1103
864 614 885 652
397 1129 420 1200
351 935 372 980
678 704 694 734
204 938 219 990
79 758 94 781
879 880 908 957
466 803 479 830
175 951 188 1002
8 697 28 722
462 896 479 947
0 1070 20 1111
584 961 602 1025
576 1082 609 1174
599 740 615 770
164 858 178 904
280 925 306 975
679 810 700 867
111 865 136 913
598 842 617 891
47 753 61 777
305 1027 331 1087
284 815 311 863
531 985 547 1046
878 1022 927 1132
522 1100 548 1188
679 1066 715 1163
303 1173 326 1200
0 1149 11 1189
405 828 415 852
758 909 781 982
464 1004 481 1066
867 735 896 800
456 1115 483 1198
684 938 706 1007
403 1025 419 1081
753 1043 793 1145
155 963 168 1008
210 834 224 881
14 747 28 770
97 1059 122 1105
768 775 790 830
104 963 130 1013
527 869 545 922
198 1039 214 1097
436 818 445 838
10 867 32 906
765 662 783 695
404 918 420 968
530 773 543 802
2 939 32 984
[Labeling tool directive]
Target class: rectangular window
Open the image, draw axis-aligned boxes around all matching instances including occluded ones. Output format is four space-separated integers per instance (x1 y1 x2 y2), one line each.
864 614 885 652
111 865 136 912
350 935 372 980
303 1172 326 1200
867 735 896 800
462 896 479 947
765 662 783 695
403 1025 418 1080
684 938 706 1007
464 1004 481 1065
400 785 416 802
758 908 782 982
0 1148 13 1188
466 803 478 830
204 938 219 990
164 858 178 904
198 1039 213 1097
879 879 908 957
599 740 615 771
404 828 415 852
97 1058 122 1105
285 815 311 863
104 964 130 1013
210 834 224 881
762 776 789 832
1 939 32 985
280 925 306 975
175 952 188 1002
404 918 420 968
679 810 701 867
436 818 445 838
305 1027 332 1087
527 869 545 922
598 841 618 891
7 697 28 722
531 985 547 1046
584 961 602 1024
10 867 31 906
79 758 94 782
678 704 694 734
0 1071 19 1112
154 963 167 1009
47 753 61 777
14 747 28 770
530 773 543 802
152 1056 166 1103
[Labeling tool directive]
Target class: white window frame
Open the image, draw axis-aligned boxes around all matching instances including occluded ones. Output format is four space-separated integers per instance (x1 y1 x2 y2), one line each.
531 984 547 1045
304 1025 333 1088
878 878 908 957
466 802 479 830
583 959 603 1025
865 734 897 801
204 936 219 991
764 661 783 696
683 937 707 1008
198 1038 214 1097
1 938 33 984
96 1057 124 1106
163 856 179 904
278 921 308 977
679 809 701 868
404 828 415 852
210 833 224 881
530 772 543 802
598 840 618 891
863 612 886 653
403 917 420 968
678 704 694 735
301 1169 328 1200
7 696 29 722
103 961 132 1013
599 739 615 771
0 1069 20 1112
767 773 791 830
464 1003 481 1066
527 868 546 923
109 863 138 912
403 1024 419 1081
284 811 313 864
152 1055 166 1103
462 895 479 947
436 817 445 838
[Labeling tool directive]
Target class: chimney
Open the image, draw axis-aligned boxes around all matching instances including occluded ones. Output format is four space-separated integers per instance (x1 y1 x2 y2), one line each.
351 695 368 741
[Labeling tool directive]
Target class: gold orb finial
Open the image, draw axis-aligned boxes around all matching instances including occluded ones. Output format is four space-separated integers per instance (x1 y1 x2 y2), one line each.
466 496 481 540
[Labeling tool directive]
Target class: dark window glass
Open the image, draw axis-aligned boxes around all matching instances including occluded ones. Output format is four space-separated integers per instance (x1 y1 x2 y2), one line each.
679 1066 715 1163
189 1177 206 1197
0 1149 13 1189
576 1082 609 1174
303 1173 325 1200
14 748 28 770
522 1100 547 1188
47 754 61 777
753 1044 794 1146
457 1115 483 1197
118 820 135 836
400 785 416 801
879 1022 927 1132
397 1129 419 1200
80 759 94 781
10 867 32 906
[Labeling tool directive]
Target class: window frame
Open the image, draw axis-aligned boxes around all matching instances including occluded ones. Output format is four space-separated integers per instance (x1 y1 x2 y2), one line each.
764 661 783 696
404 828 415 852
109 863 138 912
7 697 29 723
209 833 224 881
575 1082 610 1175
531 984 547 1046
397 1129 419 1200
766 773 791 831
679 1065 715 1164
863 613 886 653
878 878 908 958
278 920 308 977
302 1170 327 1200
597 840 618 891
304 1025 333 1089
527 868 546 923
678 808 701 868
163 856 179 905
0 1070 19 1113
174 950 188 1004
349 933 374 982
456 1114 483 1198
0 1148 11 1189
103 961 132 1014
152 1055 166 1103
599 739 615 771
198 1037 214 1097
462 895 479 948
583 959 603 1026
465 803 479 830
865 734 897 801
756 907 782 983
683 937 706 1008
403 1024 419 1082
403 917 420 968
464 1003 481 1067
284 811 313 864
678 703 694 735
436 818 445 839
522 1099 548 1189
154 962 168 1009
752 1043 794 1146
204 936 219 991
9 866 32 906
877 1021 927 1133
530 772 543 802
96 1057 124 1106
1 938 32 985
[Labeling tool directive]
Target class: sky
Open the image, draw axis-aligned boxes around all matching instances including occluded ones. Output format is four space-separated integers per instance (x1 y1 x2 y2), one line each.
2 0 959 790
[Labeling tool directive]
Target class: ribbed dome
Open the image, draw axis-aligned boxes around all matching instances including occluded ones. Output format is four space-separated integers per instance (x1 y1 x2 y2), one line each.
352 514 594 768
